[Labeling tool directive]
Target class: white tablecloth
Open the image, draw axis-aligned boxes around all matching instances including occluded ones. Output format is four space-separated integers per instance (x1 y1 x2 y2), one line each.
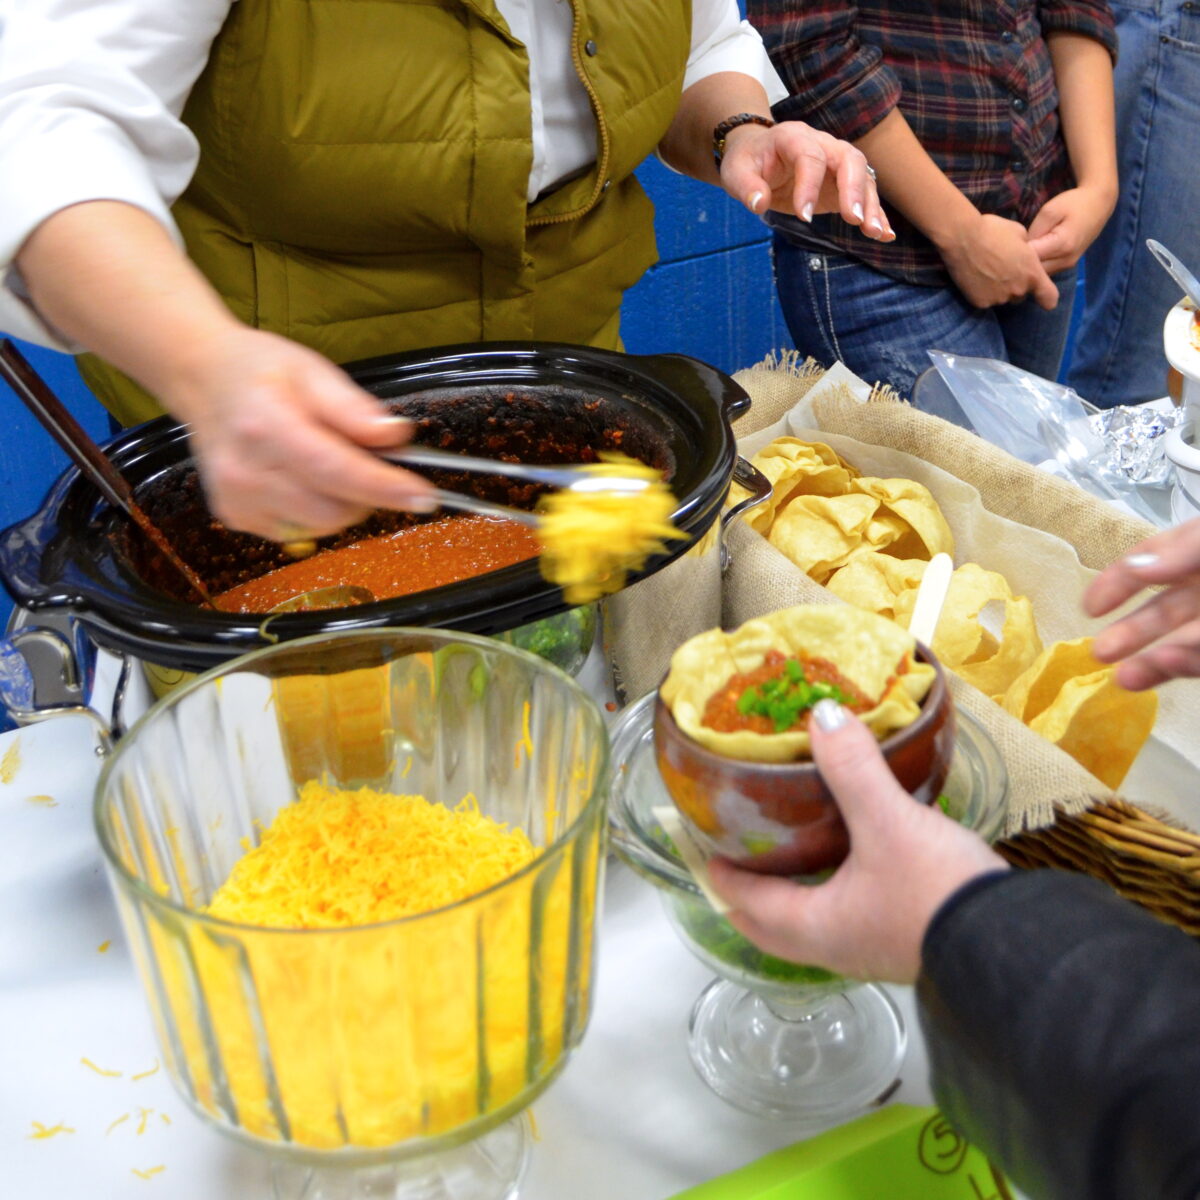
0 713 939 1200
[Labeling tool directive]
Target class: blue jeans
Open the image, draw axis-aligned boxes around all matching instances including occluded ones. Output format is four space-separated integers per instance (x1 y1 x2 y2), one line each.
1066 0 1200 408
771 235 1078 408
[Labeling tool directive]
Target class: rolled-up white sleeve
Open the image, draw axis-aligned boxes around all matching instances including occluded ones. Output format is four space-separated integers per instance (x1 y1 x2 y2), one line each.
684 0 787 104
0 0 231 347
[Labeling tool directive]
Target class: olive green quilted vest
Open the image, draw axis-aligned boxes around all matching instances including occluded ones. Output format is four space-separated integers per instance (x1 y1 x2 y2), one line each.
83 0 692 425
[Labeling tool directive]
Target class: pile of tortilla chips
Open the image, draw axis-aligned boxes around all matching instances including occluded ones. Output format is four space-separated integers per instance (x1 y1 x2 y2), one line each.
734 436 1157 789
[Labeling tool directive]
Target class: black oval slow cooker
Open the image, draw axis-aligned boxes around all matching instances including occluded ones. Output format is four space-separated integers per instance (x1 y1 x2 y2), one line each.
0 342 751 674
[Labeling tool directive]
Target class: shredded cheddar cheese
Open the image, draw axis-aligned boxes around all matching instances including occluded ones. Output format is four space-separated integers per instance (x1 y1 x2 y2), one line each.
28 1121 74 1139
204 783 537 928
131 1060 160 1082
536 453 684 604
131 1166 165 1181
97 940 112 954
135 1108 153 1135
106 1113 130 1136
149 779 594 1151
25 794 57 807
515 701 534 768
0 739 20 784
80 1057 122 1077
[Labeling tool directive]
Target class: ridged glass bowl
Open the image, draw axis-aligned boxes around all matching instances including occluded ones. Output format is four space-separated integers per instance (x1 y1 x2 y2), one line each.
95 629 610 1199
610 691 1007 1125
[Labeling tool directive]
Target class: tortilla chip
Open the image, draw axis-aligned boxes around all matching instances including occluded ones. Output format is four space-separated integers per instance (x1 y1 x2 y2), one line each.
660 604 935 762
895 562 1042 697
767 493 881 584
850 477 955 561
730 438 859 534
829 556 1040 697
1001 637 1158 789
826 553 929 620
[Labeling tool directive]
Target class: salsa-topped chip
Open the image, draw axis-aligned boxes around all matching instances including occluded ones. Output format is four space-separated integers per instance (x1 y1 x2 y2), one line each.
660 605 935 762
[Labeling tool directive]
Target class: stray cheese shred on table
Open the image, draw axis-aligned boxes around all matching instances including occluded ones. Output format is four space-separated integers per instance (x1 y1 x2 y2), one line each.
28 1121 74 1139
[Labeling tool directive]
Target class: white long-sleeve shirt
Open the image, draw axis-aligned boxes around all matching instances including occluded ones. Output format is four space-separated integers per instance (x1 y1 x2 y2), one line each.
0 0 785 348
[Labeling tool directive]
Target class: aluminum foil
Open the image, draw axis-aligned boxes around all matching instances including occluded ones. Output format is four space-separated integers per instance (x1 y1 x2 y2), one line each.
1088 404 1183 488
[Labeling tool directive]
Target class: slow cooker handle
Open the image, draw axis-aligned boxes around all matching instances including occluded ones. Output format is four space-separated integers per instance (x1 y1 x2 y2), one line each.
0 510 86 611
719 457 772 574
0 629 114 752
639 352 753 423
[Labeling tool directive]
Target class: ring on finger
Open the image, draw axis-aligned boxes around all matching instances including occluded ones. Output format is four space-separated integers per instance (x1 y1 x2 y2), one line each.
865 164 878 182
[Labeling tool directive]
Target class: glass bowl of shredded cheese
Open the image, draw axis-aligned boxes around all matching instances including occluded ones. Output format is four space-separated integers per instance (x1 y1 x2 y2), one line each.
94 628 610 1199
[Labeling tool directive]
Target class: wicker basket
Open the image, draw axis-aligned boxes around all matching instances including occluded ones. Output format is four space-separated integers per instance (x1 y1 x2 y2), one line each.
1000 800 1200 937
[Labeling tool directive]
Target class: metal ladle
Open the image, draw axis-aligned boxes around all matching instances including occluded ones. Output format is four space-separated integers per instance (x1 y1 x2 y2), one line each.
269 584 376 613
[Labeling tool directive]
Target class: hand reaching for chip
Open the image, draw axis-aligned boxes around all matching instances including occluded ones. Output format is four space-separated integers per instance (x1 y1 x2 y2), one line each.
1085 518 1200 691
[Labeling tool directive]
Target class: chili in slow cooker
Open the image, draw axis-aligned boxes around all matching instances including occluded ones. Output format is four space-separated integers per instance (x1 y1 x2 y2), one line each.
214 515 539 613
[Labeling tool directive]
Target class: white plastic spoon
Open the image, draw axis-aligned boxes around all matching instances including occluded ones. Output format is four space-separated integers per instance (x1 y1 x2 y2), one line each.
908 552 954 648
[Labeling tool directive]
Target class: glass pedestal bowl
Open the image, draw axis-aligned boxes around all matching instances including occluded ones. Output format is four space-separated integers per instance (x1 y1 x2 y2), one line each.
610 691 1007 1126
94 629 610 1200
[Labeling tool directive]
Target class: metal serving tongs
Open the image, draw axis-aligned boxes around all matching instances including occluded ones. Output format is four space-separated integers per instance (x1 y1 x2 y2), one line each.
382 444 656 528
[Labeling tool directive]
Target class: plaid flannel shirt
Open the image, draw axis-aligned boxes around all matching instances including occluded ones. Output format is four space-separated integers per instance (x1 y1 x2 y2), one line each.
749 0 1117 287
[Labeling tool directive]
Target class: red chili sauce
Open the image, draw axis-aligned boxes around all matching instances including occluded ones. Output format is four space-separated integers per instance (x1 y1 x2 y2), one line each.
701 649 876 735
214 515 540 613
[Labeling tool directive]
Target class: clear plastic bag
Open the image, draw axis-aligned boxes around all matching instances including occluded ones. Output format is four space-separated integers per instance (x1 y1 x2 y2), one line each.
926 351 1165 525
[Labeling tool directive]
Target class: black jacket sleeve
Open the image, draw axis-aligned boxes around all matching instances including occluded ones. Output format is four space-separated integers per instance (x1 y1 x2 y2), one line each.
917 868 1200 1200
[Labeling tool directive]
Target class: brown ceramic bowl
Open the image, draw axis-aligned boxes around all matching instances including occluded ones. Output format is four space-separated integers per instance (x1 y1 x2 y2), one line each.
652 645 954 876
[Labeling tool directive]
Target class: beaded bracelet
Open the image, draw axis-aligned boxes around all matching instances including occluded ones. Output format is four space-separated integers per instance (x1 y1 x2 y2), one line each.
712 112 776 169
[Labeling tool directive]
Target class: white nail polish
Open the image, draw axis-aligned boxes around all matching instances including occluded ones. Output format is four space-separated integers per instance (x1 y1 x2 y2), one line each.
812 699 849 732
376 413 411 428
867 217 883 234
1124 553 1160 568
852 202 864 222
407 495 439 514
801 202 814 223
749 191 764 212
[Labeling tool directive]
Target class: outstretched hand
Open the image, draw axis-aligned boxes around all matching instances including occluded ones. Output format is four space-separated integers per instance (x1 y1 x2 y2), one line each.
708 701 1007 985
718 120 894 242
1086 518 1200 690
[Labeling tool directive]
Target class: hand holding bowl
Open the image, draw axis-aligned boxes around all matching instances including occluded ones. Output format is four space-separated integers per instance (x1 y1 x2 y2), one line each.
653 643 954 876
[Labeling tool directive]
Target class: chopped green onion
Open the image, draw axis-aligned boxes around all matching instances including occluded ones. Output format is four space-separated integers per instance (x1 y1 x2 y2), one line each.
736 657 853 732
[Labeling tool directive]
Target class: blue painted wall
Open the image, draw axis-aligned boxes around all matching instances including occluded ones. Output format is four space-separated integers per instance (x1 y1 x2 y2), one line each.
622 157 786 367
0 164 781 632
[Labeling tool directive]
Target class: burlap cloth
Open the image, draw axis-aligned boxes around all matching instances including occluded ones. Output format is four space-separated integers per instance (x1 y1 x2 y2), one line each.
608 354 1200 848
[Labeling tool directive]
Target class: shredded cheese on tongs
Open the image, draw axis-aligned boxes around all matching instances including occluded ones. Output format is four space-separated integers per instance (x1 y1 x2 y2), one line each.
535 453 685 604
